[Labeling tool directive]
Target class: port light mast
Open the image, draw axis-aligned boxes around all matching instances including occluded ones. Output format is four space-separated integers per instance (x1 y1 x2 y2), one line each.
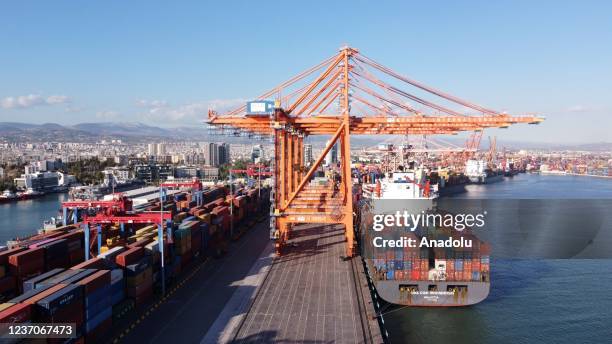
207 46 544 257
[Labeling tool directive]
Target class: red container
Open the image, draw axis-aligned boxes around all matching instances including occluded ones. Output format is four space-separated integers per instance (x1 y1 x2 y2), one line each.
127 279 152 298
0 247 27 266
56 231 83 243
116 247 144 268
77 270 111 295
410 270 420 280
0 275 16 294
472 259 481 271
10 258 45 278
71 257 106 270
38 299 84 327
69 248 85 266
9 248 44 265
23 284 66 305
0 303 32 323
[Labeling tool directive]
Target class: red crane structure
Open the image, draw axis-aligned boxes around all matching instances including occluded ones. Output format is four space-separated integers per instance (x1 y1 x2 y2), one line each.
207 46 544 256
61 193 133 225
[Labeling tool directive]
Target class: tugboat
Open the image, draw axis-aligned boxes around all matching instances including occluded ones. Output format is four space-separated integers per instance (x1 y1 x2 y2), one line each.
18 188 45 200
0 189 18 203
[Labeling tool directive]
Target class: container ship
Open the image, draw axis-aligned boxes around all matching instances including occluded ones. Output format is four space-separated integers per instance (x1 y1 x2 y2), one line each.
358 169 491 306
465 159 503 184
0 183 270 342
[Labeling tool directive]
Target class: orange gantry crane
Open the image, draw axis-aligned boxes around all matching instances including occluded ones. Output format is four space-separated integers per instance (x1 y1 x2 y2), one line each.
207 46 543 257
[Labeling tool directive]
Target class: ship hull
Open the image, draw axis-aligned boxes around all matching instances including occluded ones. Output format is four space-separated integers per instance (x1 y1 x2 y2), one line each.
365 263 490 306
468 174 503 184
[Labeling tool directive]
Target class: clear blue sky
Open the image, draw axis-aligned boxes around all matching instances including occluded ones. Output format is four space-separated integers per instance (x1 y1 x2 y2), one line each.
0 1 610 143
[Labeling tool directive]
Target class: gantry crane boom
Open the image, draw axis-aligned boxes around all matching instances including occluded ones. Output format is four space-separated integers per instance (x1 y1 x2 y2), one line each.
207 46 544 257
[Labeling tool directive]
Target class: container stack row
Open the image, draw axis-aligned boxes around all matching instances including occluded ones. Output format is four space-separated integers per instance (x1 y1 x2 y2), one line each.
0 185 270 343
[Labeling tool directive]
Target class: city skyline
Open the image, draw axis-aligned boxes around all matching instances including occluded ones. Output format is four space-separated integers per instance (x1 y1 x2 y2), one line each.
1 1 611 144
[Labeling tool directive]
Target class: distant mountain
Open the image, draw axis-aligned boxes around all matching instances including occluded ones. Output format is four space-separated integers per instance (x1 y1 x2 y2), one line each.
0 121 248 143
0 121 610 151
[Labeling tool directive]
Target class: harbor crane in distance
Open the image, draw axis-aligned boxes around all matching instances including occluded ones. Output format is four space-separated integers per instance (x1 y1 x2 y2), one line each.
207 46 544 257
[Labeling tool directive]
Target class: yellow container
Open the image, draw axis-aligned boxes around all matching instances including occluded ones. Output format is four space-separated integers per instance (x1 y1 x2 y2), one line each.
0 303 14 312
198 213 212 225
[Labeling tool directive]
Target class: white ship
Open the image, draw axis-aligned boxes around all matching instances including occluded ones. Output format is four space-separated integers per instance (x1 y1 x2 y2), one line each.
465 159 503 184
362 169 438 214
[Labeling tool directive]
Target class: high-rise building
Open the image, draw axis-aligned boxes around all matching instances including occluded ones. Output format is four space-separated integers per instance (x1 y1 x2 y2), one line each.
202 142 219 166
156 143 166 155
304 144 313 165
147 143 157 156
251 145 264 163
217 143 230 165
324 140 338 166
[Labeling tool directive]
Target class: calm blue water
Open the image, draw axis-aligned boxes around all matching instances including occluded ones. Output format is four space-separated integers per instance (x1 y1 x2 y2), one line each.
385 174 612 344
0 192 68 245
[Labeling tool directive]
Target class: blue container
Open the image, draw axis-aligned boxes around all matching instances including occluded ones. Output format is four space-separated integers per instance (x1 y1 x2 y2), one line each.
395 250 403 260
394 260 404 270
85 295 111 320
9 285 53 303
111 290 125 306
110 269 124 285
36 284 83 316
454 260 464 271
85 284 111 308
472 271 481 281
109 282 123 296
404 261 412 270
85 307 111 333
386 270 395 280
182 216 197 223
62 269 97 285
23 268 64 292
37 269 84 288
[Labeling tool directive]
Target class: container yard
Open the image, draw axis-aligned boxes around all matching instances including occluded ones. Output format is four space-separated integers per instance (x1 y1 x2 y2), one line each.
0 182 273 343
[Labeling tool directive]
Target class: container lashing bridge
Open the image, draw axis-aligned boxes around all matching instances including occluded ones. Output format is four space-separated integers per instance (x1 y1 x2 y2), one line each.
207 46 543 257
